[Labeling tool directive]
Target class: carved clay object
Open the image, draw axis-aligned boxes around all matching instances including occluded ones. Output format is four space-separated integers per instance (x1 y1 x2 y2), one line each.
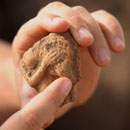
20 31 81 105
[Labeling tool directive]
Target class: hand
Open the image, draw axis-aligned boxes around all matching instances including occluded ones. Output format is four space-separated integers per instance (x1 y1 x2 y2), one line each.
12 2 125 118
1 78 72 130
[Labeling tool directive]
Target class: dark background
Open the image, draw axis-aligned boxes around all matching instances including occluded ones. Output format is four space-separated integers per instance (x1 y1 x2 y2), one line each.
0 0 130 129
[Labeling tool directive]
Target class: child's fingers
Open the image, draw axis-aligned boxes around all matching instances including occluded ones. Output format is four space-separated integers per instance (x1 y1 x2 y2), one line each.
1 77 72 130
91 10 125 53
73 6 111 66
12 13 69 66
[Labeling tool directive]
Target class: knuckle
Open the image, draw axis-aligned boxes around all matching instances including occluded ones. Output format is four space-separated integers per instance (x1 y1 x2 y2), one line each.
108 15 121 29
73 5 86 11
20 109 41 130
96 9 107 14
110 15 121 27
73 5 87 13
97 10 119 22
48 1 64 7
69 14 81 22
38 1 65 16
97 9 121 27
37 8 44 16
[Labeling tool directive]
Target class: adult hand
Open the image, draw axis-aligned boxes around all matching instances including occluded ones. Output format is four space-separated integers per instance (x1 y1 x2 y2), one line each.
12 1 125 118
1 78 72 130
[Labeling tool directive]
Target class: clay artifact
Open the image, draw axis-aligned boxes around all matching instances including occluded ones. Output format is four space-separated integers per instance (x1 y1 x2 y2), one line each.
19 31 81 105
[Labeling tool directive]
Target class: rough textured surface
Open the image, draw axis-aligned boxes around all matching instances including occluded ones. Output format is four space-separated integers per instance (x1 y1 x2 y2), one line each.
19 31 81 105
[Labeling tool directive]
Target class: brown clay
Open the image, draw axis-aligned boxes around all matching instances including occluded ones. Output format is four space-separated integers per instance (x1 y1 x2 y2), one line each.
19 31 81 105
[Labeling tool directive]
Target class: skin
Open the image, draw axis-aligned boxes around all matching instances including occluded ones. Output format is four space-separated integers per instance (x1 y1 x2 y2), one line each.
0 1 125 130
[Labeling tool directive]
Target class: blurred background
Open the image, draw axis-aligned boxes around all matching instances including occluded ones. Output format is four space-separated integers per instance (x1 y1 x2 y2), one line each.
0 0 130 129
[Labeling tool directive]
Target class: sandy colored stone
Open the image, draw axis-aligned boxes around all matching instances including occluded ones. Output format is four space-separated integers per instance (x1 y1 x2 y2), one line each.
19 31 81 105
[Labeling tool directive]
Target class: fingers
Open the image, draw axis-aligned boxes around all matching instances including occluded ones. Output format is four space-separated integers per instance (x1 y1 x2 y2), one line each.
1 77 72 130
73 6 111 66
40 1 94 47
12 13 69 66
68 15 94 47
12 1 125 68
92 10 125 53
21 78 54 129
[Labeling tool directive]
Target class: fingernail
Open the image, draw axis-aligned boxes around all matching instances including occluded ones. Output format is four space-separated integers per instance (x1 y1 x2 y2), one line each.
78 27 93 40
52 17 65 23
115 38 125 49
97 48 111 64
61 79 72 95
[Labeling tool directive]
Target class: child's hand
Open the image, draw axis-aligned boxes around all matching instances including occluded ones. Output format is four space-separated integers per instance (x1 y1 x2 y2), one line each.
12 2 125 119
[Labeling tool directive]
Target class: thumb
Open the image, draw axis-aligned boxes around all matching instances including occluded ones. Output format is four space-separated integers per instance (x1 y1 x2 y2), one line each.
1 77 72 130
